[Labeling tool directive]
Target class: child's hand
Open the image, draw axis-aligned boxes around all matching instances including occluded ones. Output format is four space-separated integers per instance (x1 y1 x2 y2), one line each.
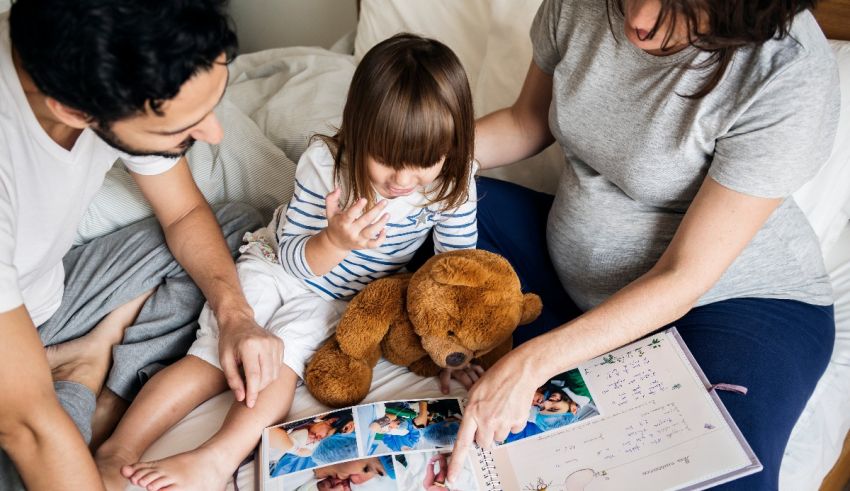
324 188 389 251
439 364 485 394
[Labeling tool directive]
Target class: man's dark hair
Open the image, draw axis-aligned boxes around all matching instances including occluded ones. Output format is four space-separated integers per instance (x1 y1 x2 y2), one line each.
9 0 237 125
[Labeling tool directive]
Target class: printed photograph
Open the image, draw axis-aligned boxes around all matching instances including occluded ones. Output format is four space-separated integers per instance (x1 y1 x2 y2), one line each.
356 399 463 456
502 368 599 445
281 456 399 491
267 408 358 478
393 450 480 491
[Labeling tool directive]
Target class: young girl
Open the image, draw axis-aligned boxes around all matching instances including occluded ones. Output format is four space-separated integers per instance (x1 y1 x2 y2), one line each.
95 33 477 491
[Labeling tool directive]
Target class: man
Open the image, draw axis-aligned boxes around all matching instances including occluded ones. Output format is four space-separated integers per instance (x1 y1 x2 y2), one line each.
0 1 284 489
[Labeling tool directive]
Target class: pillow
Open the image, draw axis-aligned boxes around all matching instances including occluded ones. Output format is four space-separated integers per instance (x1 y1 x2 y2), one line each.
75 97 297 244
354 0 491 91
225 46 355 162
473 0 563 194
792 39 850 256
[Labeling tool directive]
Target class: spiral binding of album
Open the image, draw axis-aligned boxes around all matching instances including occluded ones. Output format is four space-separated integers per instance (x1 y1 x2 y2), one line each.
477 446 502 490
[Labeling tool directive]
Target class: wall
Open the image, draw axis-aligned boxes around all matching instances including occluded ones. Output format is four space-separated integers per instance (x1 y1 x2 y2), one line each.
0 1 357 52
228 0 357 53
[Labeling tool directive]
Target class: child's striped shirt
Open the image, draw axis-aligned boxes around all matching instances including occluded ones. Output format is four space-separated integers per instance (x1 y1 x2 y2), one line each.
274 141 477 300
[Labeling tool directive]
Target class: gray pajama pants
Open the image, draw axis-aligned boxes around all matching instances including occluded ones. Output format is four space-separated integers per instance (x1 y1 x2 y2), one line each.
0 203 262 490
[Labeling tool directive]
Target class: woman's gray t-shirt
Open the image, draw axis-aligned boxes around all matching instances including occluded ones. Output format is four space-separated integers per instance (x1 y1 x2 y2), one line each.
532 0 840 311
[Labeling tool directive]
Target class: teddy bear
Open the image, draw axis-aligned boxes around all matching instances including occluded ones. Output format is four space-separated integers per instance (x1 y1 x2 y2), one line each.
304 249 543 408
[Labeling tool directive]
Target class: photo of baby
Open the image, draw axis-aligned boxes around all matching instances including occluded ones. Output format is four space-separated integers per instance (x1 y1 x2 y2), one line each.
356 399 463 456
503 368 599 445
392 451 479 491
281 456 399 491
268 408 359 478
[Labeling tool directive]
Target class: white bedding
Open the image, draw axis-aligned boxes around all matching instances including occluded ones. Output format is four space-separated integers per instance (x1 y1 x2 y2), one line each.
780 223 850 491
123 221 850 491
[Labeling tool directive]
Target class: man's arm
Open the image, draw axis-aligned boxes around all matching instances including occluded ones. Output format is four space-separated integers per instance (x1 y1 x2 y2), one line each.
0 306 105 491
131 157 282 408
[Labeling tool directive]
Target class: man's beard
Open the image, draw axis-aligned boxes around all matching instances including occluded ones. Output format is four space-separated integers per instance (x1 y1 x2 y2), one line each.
93 124 195 159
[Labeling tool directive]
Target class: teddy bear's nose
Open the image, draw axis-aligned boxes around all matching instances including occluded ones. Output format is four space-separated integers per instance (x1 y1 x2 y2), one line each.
446 352 467 367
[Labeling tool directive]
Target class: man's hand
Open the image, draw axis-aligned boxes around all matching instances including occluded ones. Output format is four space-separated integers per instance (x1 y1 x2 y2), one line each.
218 314 283 408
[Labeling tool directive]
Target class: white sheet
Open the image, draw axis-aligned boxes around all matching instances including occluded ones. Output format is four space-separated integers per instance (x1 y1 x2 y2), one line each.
780 222 850 491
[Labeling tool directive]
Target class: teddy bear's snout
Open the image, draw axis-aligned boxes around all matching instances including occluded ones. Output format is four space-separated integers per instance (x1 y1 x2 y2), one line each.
445 352 467 367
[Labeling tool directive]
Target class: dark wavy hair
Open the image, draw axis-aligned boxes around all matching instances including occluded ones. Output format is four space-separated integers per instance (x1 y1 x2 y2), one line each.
609 0 817 98
9 0 237 125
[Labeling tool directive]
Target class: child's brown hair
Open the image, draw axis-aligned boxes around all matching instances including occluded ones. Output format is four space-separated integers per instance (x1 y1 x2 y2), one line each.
316 33 475 210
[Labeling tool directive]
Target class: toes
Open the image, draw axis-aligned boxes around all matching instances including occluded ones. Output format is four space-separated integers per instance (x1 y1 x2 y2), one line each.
120 464 136 478
136 468 163 488
126 463 159 486
145 475 175 491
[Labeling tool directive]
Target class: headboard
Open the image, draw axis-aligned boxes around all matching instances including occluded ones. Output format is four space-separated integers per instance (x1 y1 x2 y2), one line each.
815 0 850 41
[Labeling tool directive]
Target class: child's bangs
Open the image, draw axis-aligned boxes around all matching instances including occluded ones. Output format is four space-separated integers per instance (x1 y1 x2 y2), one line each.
367 82 455 169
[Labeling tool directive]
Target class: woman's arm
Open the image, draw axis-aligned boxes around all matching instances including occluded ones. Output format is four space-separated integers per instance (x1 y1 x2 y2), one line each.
475 62 556 170
0 306 105 491
449 176 782 479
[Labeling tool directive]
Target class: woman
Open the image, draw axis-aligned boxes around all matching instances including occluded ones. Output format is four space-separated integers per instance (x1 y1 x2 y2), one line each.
449 1 839 489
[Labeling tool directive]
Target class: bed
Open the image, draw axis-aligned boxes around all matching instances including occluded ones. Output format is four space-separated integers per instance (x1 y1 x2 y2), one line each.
62 1 850 489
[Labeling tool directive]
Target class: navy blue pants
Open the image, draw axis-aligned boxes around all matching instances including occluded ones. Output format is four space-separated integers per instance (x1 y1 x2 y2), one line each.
468 177 834 490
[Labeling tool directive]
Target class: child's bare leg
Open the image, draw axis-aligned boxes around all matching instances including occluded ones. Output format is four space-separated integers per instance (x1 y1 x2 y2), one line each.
89 389 130 451
95 355 227 491
124 365 298 491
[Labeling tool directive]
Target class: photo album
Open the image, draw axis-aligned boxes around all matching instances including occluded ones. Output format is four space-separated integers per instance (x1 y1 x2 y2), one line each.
258 327 761 491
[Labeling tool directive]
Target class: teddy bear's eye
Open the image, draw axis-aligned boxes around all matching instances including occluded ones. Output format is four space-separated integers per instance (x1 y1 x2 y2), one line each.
447 330 456 337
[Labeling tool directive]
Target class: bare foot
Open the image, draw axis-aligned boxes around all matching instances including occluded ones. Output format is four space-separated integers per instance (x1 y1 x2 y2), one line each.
95 443 139 491
46 290 154 395
123 446 232 491
90 389 130 451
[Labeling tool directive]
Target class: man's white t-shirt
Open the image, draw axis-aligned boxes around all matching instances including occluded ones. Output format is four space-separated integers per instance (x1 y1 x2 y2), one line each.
0 12 178 325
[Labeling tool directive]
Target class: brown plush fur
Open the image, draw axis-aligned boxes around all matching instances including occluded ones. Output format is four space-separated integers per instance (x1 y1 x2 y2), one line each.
304 249 542 408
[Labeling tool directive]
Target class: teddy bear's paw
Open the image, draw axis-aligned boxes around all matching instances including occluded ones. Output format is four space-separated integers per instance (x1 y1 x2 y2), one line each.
304 340 374 408
408 356 442 377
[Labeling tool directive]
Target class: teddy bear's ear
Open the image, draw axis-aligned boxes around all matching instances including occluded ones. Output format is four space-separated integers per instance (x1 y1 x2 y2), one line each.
430 256 491 287
519 293 543 325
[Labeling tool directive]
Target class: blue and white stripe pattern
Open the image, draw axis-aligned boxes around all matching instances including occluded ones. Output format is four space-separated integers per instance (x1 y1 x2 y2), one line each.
275 141 477 300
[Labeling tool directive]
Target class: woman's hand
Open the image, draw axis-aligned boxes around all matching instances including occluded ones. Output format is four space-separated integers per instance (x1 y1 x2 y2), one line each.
447 350 540 481
324 188 389 251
